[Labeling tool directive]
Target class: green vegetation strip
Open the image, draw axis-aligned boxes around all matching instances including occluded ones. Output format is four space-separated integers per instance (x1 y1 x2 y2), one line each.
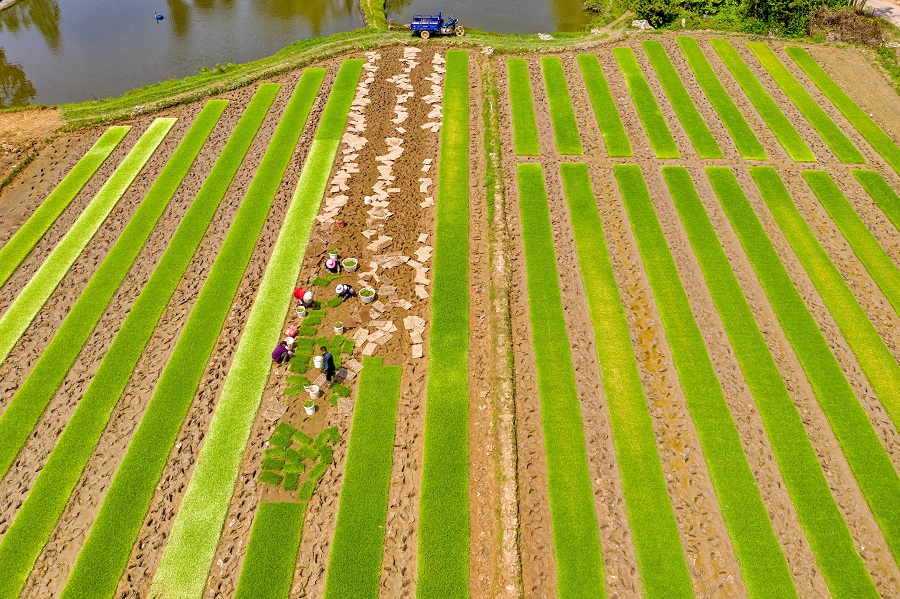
234 502 307 599
576 54 632 157
0 101 226 483
753 168 900 431
676 38 766 160
624 164 796 598
52 83 287 599
0 126 129 289
852 169 900 233
613 47 679 159
642 41 722 159
506 58 541 156
562 163 688 598
149 61 361 599
709 39 815 162
747 43 863 164
323 357 402 599
518 164 605 597
708 166 900 562
665 166 875 598
786 47 900 176
0 118 174 364
803 171 900 316
539 57 583 155
416 49 470 599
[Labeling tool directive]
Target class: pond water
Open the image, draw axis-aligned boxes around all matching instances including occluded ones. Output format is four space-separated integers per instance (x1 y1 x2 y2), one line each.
0 0 592 108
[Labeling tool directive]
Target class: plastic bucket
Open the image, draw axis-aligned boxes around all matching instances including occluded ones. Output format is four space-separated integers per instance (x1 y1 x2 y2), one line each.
313 355 324 369
308 385 321 399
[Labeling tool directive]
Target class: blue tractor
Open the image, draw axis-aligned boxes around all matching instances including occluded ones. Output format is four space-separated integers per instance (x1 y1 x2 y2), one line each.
410 12 464 40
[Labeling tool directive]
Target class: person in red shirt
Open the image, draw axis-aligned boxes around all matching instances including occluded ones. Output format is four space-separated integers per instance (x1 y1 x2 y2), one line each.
293 286 307 301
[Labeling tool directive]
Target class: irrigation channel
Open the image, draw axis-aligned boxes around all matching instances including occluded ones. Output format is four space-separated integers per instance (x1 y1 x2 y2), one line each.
1 32 900 599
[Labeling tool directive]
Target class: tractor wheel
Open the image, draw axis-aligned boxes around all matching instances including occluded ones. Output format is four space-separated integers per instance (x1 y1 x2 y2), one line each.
455 26 465 36
420 30 430 40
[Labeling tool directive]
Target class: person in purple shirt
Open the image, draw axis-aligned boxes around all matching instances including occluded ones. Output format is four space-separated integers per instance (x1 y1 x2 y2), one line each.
272 340 294 364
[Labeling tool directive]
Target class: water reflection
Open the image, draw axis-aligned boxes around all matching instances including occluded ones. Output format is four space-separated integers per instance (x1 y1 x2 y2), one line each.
0 0 61 52
0 49 35 107
166 0 191 38
259 0 355 37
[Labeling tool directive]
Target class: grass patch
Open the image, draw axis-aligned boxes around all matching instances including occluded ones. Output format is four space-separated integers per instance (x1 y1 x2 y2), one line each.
258 471 284 486
665 166 874 597
753 168 900 431
324 357 402 598
0 126 129 288
676 38 766 160
624 164 796 598
786 47 900 176
642 41 723 159
312 276 331 287
709 39 815 162
234 502 307 599
803 171 900 316
539 57 583 155
416 50 470 599
147 61 362 599
298 481 315 501
747 43 863 164
57 75 322 599
613 47 679 159
517 164 607 597
331 383 351 397
576 54 631 157
302 314 323 326
0 118 174 365
708 166 900 563
506 58 541 156
325 296 343 308
852 169 900 233
0 102 225 483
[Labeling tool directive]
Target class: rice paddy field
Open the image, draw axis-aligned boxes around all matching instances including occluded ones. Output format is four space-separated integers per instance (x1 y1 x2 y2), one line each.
0 32 900 599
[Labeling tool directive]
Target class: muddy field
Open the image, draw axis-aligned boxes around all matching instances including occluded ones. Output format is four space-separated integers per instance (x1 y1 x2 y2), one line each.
0 31 899 598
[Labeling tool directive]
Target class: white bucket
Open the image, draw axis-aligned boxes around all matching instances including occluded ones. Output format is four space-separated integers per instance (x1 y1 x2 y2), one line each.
308 385 321 399
329 252 339 261
364 195 372 205
360 287 377 304
313 355 324 369
334 324 345 334
341 258 358 272
304 402 316 415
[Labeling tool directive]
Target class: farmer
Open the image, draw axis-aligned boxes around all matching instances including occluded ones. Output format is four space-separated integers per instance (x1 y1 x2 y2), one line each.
302 290 314 307
320 345 336 386
272 340 294 364
325 258 340 274
335 283 355 301
293 286 307 301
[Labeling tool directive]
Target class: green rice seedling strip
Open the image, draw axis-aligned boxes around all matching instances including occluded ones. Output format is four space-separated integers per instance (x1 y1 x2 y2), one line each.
562 163 689 598
852 169 900 232
613 47 679 159
323 357 402 599
665 166 876 597
642 41 723 159
234 502 306 599
803 170 900 316
416 49 470 599
786 47 900 176
707 166 900 561
709 39 815 162
2 87 277 599
576 54 632 157
0 101 226 482
676 38 766 160
51 83 286 599
149 61 361 599
621 164 796 598
0 126 129 289
518 164 606 597
539 57 583 155
747 44 863 164
752 167 900 431
0 118 174 364
506 58 541 156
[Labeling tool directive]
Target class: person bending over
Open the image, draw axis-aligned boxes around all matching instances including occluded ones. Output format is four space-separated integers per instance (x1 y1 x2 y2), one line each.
335 283 355 301
272 340 294 364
